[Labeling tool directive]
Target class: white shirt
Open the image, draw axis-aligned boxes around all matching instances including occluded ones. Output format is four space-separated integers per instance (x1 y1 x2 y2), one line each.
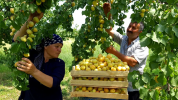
113 32 149 91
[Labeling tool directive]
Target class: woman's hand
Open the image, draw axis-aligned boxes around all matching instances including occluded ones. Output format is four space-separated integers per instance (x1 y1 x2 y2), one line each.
103 2 111 19
17 58 38 75
28 11 44 21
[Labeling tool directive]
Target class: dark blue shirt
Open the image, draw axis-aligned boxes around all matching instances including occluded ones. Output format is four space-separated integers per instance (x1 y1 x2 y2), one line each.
18 49 65 100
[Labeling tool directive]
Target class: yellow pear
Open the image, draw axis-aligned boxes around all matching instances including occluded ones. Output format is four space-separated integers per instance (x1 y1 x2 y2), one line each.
23 53 30 57
14 62 19 67
28 21 34 27
71 2 75 7
12 28 16 32
10 32 14 36
33 28 38 32
21 37 27 42
10 8 14 14
91 6 95 11
37 8 41 13
29 34 35 38
33 17 39 23
36 1 41 5
26 29 33 35
10 25 13 29
27 37 33 42
41 0 45 2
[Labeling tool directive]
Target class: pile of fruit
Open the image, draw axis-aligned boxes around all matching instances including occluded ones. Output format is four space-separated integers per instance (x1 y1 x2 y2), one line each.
74 86 126 94
74 54 130 71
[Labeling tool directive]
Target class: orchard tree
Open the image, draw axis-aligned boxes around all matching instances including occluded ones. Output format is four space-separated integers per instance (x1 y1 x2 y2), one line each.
0 0 178 99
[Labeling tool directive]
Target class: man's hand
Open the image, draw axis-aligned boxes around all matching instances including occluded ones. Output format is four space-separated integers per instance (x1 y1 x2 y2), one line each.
103 2 111 20
105 45 116 54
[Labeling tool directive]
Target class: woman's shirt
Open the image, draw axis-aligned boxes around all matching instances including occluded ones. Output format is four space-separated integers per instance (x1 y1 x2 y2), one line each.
19 49 65 100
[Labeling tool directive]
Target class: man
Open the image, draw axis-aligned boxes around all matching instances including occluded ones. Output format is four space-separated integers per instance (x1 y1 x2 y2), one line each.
103 2 149 100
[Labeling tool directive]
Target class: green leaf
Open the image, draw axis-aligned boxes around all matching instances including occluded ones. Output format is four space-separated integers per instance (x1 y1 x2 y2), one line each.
140 37 151 47
153 89 160 100
152 69 160 75
0 21 5 28
10 42 21 53
135 78 144 89
151 32 159 43
150 62 159 69
176 90 178 99
171 75 178 87
149 90 155 98
157 73 167 85
142 73 151 83
149 8 156 16
110 9 117 15
171 8 177 17
170 88 175 96
167 0 175 4
139 88 149 99
167 14 176 24
0 14 3 21
172 25 178 38
168 52 176 59
156 24 166 32
165 26 172 34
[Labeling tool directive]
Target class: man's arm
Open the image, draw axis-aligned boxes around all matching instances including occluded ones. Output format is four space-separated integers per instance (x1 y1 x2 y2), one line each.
105 46 138 67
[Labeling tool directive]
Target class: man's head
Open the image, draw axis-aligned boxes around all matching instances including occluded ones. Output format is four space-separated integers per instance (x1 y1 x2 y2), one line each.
126 22 144 41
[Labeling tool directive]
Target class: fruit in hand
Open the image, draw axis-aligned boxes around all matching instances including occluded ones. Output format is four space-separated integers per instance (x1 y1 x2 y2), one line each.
14 62 18 67
27 29 33 35
33 17 39 23
10 8 14 14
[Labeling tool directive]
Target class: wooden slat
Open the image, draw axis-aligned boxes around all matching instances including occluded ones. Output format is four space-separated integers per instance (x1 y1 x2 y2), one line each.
70 80 128 88
70 92 128 99
71 71 129 77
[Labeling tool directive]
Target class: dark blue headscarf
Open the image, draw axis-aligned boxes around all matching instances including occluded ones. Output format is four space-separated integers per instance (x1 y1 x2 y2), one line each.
44 34 63 46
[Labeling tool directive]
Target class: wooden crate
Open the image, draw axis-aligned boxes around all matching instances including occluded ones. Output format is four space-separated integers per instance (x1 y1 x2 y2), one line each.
70 80 128 88
70 66 129 99
70 91 128 99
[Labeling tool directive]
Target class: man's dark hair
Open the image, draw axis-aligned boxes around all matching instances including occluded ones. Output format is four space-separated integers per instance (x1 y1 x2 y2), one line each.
139 22 144 31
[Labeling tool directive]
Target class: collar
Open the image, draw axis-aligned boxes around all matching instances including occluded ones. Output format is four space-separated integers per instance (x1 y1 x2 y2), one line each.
125 36 139 45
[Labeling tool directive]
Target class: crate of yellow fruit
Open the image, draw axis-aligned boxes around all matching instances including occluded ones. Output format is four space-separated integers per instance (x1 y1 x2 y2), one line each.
70 54 129 99
70 86 128 99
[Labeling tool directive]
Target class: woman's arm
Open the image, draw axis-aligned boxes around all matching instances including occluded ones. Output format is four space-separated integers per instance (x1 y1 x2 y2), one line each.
13 12 43 41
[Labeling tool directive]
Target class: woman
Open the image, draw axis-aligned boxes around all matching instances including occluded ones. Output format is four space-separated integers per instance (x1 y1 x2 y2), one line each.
14 12 65 100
